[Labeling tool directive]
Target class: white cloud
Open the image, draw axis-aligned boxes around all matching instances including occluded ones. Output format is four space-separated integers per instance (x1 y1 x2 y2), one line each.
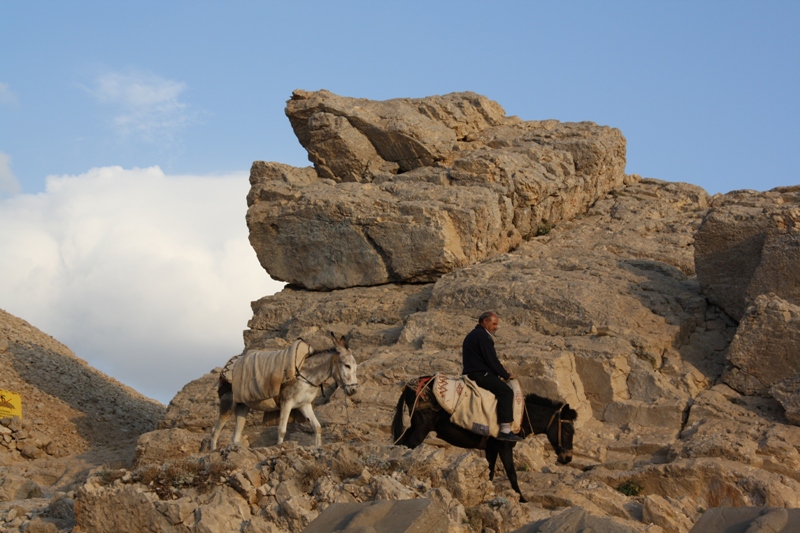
0 166 283 403
0 153 21 197
86 70 198 143
0 82 16 105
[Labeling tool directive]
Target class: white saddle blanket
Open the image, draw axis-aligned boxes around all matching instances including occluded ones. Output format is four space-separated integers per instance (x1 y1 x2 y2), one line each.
222 339 311 404
431 374 523 437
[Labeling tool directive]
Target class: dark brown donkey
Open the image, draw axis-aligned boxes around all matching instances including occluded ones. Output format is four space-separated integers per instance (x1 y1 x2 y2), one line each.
392 377 577 502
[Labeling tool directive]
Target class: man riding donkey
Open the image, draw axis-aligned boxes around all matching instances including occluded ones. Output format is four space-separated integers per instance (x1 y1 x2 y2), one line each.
462 311 522 442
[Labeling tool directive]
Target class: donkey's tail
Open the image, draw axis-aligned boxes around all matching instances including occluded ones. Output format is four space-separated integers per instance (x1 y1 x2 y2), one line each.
391 385 411 444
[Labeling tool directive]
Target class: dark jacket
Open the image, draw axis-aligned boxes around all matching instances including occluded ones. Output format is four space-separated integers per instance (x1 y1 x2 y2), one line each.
462 325 511 380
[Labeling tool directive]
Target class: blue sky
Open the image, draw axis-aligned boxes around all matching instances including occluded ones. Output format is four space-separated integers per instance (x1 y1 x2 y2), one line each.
1 2 798 403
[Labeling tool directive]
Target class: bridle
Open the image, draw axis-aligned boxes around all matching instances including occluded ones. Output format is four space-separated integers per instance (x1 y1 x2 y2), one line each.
330 350 358 389
295 349 357 397
521 402 572 453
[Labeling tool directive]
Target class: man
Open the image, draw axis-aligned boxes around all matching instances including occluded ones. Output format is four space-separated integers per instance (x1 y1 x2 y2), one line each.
462 311 522 442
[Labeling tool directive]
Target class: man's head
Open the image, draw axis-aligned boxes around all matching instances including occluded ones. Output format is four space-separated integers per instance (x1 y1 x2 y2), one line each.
478 311 499 335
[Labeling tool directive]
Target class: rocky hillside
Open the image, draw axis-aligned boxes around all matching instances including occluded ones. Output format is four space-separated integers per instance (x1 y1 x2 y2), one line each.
0 308 165 531
2 90 799 533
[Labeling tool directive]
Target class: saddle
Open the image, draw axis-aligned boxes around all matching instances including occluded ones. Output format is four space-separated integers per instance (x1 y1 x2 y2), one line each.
430 374 524 438
222 339 312 404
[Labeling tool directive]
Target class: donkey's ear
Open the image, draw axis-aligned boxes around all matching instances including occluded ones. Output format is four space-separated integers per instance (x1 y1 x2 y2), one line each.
330 332 349 349
564 404 578 420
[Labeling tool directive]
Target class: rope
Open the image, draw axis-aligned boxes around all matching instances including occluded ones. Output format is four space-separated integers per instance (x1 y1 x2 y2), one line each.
522 403 534 438
392 379 432 445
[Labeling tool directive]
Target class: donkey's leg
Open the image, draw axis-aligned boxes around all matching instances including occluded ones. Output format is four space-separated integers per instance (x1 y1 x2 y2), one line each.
208 388 234 451
277 400 296 445
498 444 526 502
231 403 250 446
399 410 439 448
208 411 231 452
485 440 500 480
297 403 322 447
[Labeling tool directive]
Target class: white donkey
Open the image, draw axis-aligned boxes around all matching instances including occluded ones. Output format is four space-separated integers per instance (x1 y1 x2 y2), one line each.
207 334 358 449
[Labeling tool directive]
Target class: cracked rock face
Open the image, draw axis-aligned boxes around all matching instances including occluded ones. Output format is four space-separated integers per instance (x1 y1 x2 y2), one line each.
694 186 800 321
246 90 631 290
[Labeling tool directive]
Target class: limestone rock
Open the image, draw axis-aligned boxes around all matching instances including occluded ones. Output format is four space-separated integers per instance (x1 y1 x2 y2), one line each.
694 187 800 321
244 282 432 351
641 494 695 533
301 498 448 533
0 471 42 501
772 375 800 425
588 457 800 510
158 370 222 432
668 385 800 481
722 294 800 398
286 90 506 176
511 506 646 532
247 90 630 290
689 507 800 533
133 428 206 468
74 484 177 532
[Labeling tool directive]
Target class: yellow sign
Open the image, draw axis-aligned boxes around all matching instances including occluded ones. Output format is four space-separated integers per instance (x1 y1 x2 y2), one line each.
0 390 22 420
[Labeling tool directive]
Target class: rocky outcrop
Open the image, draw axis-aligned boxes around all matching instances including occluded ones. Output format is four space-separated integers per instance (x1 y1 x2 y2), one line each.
693 188 800 430
247 90 632 290
114 177 760 533
244 179 720 434
6 90 800 533
694 187 800 321
74 443 524 533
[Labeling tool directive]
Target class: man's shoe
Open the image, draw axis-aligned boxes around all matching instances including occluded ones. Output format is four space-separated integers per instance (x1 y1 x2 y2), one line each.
496 431 523 442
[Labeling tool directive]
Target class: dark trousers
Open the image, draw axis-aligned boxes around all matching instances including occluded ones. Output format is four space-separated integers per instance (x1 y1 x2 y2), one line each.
467 372 514 424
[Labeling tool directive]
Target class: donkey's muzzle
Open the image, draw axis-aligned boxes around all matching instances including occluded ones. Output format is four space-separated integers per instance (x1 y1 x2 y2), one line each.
557 451 573 464
344 384 358 396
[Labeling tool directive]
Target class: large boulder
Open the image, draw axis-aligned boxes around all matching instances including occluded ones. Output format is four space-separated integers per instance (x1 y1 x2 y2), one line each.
722 293 800 400
285 90 507 178
247 90 632 290
694 187 800 321
689 507 800 533
668 384 800 480
301 499 448 533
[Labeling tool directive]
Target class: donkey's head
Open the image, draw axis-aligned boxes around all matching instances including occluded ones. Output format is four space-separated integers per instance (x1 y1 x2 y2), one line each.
330 333 358 396
548 403 578 465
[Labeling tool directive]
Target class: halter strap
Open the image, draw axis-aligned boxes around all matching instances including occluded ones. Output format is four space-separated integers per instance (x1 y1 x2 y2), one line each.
546 403 569 450
295 346 331 395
